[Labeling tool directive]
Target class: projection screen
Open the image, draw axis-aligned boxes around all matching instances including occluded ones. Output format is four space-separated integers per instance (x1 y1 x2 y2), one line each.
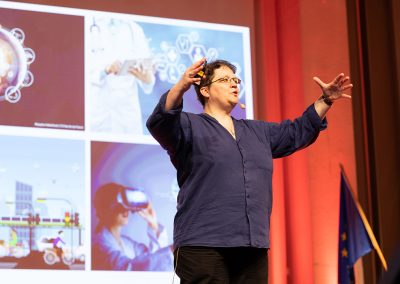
0 1 253 283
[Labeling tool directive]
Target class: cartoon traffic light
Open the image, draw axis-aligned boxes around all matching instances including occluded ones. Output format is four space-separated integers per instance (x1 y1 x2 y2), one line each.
74 212 79 226
64 211 71 226
35 213 40 225
27 213 33 225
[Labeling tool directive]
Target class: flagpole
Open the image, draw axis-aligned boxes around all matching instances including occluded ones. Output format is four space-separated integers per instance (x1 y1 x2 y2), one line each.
339 164 388 271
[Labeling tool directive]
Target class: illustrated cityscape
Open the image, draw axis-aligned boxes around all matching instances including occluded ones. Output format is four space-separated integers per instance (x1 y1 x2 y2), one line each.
0 180 85 270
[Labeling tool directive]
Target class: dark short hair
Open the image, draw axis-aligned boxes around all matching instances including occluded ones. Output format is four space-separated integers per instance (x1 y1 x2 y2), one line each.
193 59 236 107
94 182 126 232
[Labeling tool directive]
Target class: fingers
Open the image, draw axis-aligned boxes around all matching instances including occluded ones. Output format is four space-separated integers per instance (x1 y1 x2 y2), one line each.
187 58 206 78
186 66 204 85
192 58 206 69
188 64 205 78
137 210 149 220
128 68 139 76
341 84 353 91
314 74 353 89
106 62 121 74
176 58 206 90
130 64 143 73
338 76 349 87
314 73 353 103
192 64 206 75
313 76 325 87
342 94 352 99
340 82 353 99
128 66 145 77
333 73 345 84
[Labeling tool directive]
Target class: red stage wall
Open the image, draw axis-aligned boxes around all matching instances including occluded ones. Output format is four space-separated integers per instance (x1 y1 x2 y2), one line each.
256 0 357 283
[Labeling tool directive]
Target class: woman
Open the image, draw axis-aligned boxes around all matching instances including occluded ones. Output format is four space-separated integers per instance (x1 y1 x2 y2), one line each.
92 182 173 271
146 58 352 283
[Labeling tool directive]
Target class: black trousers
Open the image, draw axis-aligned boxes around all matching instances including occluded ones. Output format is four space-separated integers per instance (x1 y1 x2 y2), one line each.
174 246 268 284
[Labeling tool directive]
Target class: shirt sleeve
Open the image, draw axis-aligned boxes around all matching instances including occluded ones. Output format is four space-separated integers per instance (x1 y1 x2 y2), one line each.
146 91 190 160
147 224 169 253
137 73 155 94
266 104 327 158
92 233 173 271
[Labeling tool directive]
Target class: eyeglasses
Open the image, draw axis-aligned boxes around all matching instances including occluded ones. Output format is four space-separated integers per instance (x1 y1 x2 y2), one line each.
208 76 241 86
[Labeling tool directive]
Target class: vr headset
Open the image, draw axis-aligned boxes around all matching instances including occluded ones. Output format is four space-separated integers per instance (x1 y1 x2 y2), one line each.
116 187 149 212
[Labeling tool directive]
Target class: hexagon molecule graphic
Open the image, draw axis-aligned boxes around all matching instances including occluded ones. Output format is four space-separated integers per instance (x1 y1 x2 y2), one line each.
207 48 219 61
0 26 35 103
166 64 180 84
166 46 180 64
189 44 206 63
176 34 191 54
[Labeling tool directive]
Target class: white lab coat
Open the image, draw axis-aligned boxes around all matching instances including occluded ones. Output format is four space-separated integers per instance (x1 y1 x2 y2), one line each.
89 18 155 135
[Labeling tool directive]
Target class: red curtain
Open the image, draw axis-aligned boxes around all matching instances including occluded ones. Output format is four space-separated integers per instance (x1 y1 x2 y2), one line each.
254 0 356 283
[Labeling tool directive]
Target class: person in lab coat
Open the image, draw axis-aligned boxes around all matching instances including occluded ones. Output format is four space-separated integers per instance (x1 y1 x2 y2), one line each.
89 18 155 135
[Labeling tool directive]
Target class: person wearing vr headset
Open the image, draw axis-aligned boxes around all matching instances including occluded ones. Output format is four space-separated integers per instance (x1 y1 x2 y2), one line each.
92 182 173 271
146 58 352 283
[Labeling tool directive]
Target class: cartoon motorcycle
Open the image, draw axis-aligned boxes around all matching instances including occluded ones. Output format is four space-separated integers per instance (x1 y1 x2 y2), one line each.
43 247 73 266
37 236 73 266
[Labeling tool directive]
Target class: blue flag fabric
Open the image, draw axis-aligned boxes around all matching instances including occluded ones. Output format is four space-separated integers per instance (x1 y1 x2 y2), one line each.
338 172 373 284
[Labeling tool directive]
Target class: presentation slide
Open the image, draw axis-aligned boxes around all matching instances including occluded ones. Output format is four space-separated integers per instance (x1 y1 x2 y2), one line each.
0 1 252 283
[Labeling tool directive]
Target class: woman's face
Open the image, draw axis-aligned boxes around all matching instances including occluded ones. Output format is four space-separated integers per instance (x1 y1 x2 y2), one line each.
113 207 130 227
206 66 239 109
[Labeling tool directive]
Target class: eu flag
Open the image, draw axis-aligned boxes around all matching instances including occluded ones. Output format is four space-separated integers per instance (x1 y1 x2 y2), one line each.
338 172 373 284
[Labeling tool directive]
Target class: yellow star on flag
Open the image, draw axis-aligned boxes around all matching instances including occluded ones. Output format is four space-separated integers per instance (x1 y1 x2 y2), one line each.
342 248 348 258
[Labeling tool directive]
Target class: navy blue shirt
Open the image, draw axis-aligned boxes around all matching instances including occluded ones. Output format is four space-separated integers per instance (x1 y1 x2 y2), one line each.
146 92 327 248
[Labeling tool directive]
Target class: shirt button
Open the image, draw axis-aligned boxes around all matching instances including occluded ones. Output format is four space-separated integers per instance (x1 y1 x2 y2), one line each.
247 194 250 198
